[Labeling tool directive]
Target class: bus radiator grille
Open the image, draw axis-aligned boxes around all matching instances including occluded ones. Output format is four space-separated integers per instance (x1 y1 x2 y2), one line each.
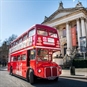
52 67 57 76
46 67 51 77
45 67 57 77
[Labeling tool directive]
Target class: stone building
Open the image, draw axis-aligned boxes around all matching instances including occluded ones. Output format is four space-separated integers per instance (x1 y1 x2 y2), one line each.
42 1 87 59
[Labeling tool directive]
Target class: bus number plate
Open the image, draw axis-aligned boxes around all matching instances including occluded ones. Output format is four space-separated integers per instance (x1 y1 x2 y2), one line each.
48 38 54 43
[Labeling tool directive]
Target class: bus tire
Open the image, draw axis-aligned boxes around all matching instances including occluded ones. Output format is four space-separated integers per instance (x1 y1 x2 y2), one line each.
9 66 13 75
29 69 34 84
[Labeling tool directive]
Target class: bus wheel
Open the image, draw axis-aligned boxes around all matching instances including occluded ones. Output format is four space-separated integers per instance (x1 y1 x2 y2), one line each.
9 66 13 75
29 69 34 84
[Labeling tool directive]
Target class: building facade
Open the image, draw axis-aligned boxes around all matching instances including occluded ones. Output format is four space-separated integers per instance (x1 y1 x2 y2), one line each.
42 1 87 58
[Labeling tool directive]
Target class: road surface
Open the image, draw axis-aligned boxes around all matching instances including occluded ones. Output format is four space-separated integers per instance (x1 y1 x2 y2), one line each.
0 67 87 87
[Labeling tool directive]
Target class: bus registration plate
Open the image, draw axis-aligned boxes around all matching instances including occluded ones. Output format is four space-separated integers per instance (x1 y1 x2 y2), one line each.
48 38 54 43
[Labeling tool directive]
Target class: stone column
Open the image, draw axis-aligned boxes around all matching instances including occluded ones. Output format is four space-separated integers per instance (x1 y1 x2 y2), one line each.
55 27 63 57
69 24 72 50
85 18 87 38
77 18 81 50
66 22 72 55
81 17 86 37
58 28 64 57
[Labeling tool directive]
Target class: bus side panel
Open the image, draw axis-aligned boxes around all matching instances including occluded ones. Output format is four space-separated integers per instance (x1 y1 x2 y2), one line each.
21 61 27 78
12 61 17 74
30 60 36 74
7 62 10 72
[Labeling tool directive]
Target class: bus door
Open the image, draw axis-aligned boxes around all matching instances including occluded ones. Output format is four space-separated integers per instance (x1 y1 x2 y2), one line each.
27 50 30 67
27 49 36 70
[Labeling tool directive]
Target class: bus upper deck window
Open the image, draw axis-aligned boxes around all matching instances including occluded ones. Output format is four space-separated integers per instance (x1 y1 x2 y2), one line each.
19 38 22 43
23 34 27 41
49 32 57 38
29 29 35 37
37 29 47 36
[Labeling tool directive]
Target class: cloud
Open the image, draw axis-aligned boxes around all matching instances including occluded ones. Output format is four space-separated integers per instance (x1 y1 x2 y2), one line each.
73 0 75 2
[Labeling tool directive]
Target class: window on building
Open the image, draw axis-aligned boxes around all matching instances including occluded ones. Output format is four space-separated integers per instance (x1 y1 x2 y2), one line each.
63 29 66 37
75 26 77 35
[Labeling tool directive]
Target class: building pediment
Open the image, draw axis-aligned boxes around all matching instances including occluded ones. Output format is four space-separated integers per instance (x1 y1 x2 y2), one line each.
42 7 87 24
51 11 72 21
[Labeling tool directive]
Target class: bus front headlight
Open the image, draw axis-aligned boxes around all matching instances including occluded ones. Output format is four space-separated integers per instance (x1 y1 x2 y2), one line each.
38 69 42 73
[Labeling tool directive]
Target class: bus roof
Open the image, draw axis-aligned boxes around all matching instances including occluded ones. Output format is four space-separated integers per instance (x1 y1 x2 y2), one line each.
10 24 57 44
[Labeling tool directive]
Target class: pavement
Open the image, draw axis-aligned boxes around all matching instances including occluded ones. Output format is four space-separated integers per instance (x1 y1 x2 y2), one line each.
0 66 7 71
60 68 87 79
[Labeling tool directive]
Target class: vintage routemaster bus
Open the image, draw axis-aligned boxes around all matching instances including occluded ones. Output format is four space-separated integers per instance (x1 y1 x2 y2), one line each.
8 24 62 84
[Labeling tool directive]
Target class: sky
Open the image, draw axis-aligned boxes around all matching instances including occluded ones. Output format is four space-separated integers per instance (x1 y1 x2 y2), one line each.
0 0 87 45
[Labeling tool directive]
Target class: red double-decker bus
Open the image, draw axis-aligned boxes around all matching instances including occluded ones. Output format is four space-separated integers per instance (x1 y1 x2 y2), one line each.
8 24 62 84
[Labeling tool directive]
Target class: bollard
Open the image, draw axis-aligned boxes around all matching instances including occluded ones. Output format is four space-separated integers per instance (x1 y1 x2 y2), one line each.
70 66 75 75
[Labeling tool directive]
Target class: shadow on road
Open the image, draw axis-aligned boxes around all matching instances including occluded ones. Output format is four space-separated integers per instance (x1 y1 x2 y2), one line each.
7 71 87 87
33 78 87 87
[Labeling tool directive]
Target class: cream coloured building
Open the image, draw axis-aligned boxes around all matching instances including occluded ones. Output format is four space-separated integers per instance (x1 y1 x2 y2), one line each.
42 1 87 59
